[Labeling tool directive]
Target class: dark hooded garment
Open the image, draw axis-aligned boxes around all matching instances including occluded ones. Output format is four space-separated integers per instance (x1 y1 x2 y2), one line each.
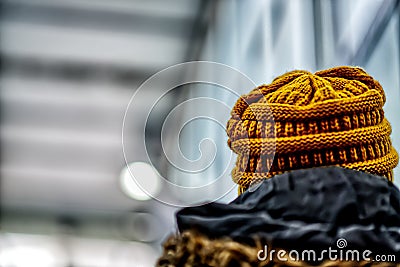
177 167 400 259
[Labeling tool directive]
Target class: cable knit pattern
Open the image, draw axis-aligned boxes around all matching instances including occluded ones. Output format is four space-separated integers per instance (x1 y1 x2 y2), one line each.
226 66 398 194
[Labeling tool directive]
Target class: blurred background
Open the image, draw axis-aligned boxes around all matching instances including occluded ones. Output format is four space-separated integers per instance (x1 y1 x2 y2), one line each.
0 0 399 266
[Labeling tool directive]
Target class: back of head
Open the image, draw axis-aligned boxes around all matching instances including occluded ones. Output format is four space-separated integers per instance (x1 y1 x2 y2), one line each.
227 66 398 194
158 66 400 267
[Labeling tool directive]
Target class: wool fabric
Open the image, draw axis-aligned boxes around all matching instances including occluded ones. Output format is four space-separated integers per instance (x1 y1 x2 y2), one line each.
226 66 399 194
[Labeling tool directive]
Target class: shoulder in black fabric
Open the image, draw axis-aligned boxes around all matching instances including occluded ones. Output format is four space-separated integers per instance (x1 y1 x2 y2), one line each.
176 167 400 256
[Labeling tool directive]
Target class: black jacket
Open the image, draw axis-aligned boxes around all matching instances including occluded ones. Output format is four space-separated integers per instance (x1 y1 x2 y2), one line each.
177 167 400 259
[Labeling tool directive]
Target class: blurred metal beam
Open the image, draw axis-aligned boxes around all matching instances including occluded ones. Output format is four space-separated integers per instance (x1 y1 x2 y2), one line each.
0 22 187 71
184 0 215 61
312 0 323 69
398 0 400 84
1 209 165 243
0 0 194 38
350 0 399 65
0 56 151 85
0 0 198 20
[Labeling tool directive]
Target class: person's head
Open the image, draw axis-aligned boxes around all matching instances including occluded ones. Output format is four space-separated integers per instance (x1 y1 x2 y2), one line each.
157 66 400 267
227 66 398 194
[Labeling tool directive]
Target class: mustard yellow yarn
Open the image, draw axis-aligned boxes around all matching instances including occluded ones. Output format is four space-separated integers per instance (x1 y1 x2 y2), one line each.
226 66 399 194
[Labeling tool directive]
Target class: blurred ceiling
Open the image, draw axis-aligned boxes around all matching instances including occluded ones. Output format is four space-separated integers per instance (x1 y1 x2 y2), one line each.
1 1 399 265
0 0 206 214
1 0 398 221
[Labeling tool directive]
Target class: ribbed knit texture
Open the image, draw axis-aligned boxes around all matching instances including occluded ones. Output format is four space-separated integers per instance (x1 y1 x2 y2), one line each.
226 66 399 194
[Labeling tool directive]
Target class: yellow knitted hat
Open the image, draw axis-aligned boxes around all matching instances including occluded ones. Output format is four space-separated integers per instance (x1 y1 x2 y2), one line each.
227 66 399 194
